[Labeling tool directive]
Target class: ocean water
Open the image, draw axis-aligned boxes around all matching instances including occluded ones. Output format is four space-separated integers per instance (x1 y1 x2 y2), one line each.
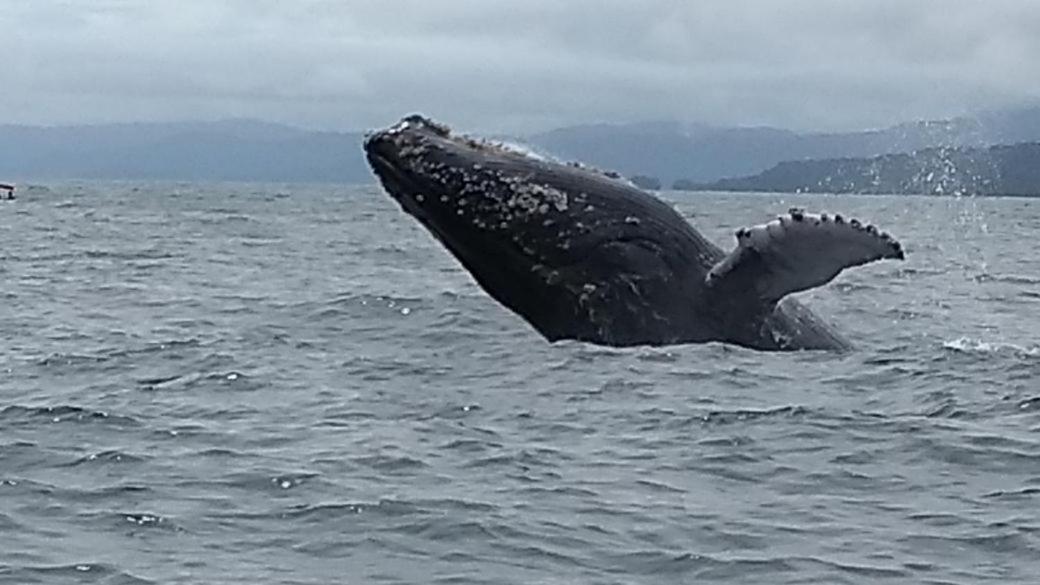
2 182 1039 584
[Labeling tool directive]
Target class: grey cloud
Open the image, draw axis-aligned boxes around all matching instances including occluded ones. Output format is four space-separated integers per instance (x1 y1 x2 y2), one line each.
3 0 1039 132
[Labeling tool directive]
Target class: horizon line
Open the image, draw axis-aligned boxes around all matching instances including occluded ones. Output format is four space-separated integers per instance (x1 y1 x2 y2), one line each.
2 107 1030 137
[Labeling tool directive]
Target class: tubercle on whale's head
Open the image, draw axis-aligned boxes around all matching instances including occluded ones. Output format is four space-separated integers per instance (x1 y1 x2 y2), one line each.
364 114 450 144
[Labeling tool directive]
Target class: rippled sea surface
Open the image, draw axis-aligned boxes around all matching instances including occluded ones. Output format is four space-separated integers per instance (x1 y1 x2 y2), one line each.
2 182 1039 584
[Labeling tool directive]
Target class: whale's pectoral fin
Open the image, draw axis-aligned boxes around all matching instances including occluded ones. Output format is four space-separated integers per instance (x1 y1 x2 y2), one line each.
705 208 904 305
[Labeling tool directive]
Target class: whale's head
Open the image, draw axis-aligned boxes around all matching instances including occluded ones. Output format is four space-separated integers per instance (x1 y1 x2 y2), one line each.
364 115 522 238
363 115 576 245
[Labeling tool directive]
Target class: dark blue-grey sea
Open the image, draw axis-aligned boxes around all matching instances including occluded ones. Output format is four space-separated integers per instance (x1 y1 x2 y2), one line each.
2 182 1039 584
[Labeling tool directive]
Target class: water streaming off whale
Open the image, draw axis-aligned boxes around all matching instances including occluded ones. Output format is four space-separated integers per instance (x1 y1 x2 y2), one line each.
2 182 1039 584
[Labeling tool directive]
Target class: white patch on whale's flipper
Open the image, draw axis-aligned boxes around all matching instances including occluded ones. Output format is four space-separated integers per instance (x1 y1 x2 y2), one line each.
706 208 905 304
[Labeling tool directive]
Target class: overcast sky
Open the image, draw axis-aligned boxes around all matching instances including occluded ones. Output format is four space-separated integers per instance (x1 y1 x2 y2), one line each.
4 0 1039 133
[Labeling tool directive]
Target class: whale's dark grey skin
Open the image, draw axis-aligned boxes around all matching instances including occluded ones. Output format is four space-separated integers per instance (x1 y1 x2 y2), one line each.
364 115 905 351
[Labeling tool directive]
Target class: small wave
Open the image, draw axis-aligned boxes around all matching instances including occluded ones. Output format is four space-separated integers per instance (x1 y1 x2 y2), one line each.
609 550 797 579
634 349 681 363
633 478 687 493
983 486 1040 500
60 510 186 538
973 272 1040 285
410 497 498 513
0 405 140 427
342 356 454 383
1 477 153 504
371 243 416 257
1016 396 1040 411
197 213 257 224
440 437 502 454
883 308 923 321
942 337 1040 357
901 530 1035 556
215 471 323 495
136 373 196 388
832 281 878 294
352 454 428 472
72 484 155 504
424 309 496 334
137 369 257 393
284 502 369 521
669 405 812 427
892 266 947 277
117 338 204 356
38 338 206 370
118 512 179 530
0 563 156 584
921 399 976 420
397 518 504 542
285 497 497 522
311 293 422 322
62 450 146 467
36 352 108 367
462 448 563 472
327 292 422 309
793 556 910 579
267 474 313 491
2 252 82 262
287 495 420 518
83 248 179 260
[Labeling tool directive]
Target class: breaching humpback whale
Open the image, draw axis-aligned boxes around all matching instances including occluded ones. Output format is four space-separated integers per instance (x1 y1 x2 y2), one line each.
364 115 904 351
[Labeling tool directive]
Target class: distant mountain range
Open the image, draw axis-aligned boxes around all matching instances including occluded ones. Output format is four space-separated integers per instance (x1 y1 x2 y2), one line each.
681 142 1040 197
0 119 369 183
524 107 1040 184
3 107 1040 188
